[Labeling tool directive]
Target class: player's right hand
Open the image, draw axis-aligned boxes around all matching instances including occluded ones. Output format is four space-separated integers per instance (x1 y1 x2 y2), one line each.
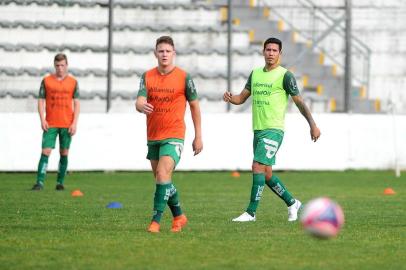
223 91 232 103
142 102 154 114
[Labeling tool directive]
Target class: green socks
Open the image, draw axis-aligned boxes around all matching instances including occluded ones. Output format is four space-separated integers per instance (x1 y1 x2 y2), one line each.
152 182 172 223
246 173 265 216
244 174 295 216
167 184 183 217
36 154 69 186
36 154 49 185
152 182 184 222
57 155 68 184
266 175 295 206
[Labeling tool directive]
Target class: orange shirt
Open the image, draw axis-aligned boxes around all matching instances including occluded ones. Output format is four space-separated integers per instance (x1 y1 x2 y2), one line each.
138 67 198 141
39 74 79 128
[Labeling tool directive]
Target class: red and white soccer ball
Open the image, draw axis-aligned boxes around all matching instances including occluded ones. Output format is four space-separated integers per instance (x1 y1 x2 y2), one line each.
300 197 345 239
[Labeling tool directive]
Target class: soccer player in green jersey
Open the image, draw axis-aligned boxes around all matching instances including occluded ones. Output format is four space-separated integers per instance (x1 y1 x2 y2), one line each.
223 37 321 222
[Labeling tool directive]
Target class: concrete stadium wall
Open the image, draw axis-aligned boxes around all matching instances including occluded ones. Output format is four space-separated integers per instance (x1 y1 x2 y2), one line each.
0 112 405 171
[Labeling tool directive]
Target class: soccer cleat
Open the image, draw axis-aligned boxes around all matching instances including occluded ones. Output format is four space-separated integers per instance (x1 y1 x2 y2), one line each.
147 221 160 233
288 199 302 222
171 214 188 232
232 212 256 222
55 184 65 191
31 183 43 191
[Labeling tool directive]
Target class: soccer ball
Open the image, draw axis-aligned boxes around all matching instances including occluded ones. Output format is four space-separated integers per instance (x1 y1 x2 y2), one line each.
300 197 344 239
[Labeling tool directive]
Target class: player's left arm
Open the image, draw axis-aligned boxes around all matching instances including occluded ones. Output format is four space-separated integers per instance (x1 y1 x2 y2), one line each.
186 73 203 156
284 71 320 142
291 95 320 142
189 100 203 156
69 82 80 136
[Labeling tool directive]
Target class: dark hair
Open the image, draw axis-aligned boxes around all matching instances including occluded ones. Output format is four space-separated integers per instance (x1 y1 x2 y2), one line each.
263 37 282 51
156 36 175 49
54 53 68 64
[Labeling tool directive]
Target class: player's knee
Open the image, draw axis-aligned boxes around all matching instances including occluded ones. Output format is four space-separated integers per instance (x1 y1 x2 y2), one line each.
42 148 52 156
265 172 273 182
156 167 170 181
60 149 69 156
265 168 273 181
252 162 265 174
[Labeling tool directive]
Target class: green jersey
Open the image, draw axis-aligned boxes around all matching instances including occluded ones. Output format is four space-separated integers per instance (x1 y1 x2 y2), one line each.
245 66 299 131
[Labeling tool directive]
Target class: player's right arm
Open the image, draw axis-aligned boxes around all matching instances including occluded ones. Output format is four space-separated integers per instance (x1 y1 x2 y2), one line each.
135 73 154 114
223 71 252 105
223 89 251 105
38 79 48 131
135 96 154 114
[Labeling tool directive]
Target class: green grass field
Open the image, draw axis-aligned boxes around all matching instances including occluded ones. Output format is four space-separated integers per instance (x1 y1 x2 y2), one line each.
0 171 405 270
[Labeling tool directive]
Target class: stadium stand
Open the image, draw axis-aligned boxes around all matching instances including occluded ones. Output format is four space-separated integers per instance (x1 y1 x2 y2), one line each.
0 0 255 112
1 0 402 113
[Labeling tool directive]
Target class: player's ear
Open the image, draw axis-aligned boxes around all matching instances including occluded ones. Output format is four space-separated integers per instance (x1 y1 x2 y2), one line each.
154 49 158 58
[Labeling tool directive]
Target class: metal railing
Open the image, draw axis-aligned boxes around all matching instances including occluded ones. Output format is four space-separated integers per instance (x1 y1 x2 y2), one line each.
260 0 371 93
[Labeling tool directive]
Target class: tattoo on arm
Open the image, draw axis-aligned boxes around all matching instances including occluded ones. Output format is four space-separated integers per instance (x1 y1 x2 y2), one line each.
295 97 315 126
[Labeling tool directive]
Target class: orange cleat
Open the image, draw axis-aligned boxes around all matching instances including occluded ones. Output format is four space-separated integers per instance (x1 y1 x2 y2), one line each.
147 221 160 233
171 214 188 233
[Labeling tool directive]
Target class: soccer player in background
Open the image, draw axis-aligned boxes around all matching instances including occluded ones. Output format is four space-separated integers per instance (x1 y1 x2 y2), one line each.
223 37 321 222
135 36 203 233
31 53 80 191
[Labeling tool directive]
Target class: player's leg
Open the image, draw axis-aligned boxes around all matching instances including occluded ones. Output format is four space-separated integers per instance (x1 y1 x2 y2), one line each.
146 158 160 232
32 128 57 190
56 128 72 190
56 148 69 190
150 159 158 178
265 166 295 206
232 161 265 222
147 156 174 233
233 133 267 222
159 141 187 232
147 143 180 232
146 144 162 232
265 166 301 221
150 156 175 229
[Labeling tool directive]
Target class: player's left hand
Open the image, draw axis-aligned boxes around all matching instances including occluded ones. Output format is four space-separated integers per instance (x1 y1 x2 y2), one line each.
69 124 77 136
192 137 203 156
310 126 321 142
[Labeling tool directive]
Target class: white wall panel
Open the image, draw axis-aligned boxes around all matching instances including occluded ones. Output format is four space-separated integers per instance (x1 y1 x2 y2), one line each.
1 113 405 171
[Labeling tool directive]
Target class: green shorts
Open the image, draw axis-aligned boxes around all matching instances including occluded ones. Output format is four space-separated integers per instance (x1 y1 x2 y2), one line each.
253 129 284 166
147 138 184 166
42 128 72 149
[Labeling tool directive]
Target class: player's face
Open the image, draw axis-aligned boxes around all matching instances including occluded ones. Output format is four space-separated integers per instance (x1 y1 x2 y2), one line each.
263 43 281 67
155 43 175 68
54 60 68 78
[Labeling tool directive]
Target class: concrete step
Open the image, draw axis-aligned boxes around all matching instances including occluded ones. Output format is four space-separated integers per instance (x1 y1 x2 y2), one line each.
0 2 219 26
0 21 250 48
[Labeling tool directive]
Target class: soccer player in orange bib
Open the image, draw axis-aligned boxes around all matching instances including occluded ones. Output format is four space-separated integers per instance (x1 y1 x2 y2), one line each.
32 53 80 191
136 36 203 233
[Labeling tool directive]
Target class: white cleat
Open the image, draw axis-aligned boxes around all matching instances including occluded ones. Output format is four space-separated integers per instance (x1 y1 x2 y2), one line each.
232 212 256 222
288 199 302 222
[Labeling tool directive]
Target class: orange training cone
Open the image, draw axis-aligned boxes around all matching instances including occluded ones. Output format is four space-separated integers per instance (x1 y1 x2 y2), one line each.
383 188 396 195
231 171 240 178
71 189 84 197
